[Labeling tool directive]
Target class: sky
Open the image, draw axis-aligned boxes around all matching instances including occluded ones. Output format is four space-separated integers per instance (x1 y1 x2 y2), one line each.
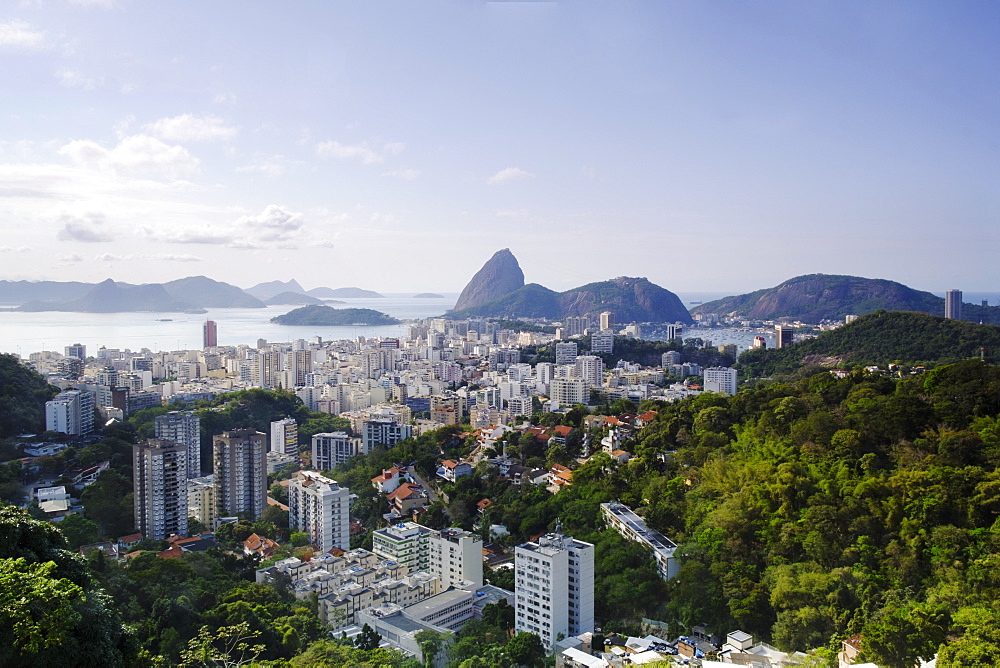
0 1 998 295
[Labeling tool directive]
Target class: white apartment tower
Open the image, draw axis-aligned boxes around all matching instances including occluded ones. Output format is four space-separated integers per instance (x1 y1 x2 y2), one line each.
430 528 484 589
945 289 963 320
372 521 432 573
213 429 267 520
133 438 188 540
515 529 595 649
703 367 738 396
549 377 589 406
363 418 413 450
554 342 579 366
312 431 362 471
155 411 201 479
270 418 298 455
45 389 95 436
599 311 615 331
590 331 614 354
288 470 350 552
574 355 605 387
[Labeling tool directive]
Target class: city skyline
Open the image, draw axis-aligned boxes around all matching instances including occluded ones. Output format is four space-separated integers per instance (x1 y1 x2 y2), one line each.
1 3 997 293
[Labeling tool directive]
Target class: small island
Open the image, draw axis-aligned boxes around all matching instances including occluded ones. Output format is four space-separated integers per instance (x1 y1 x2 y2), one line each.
413 293 444 298
270 305 401 326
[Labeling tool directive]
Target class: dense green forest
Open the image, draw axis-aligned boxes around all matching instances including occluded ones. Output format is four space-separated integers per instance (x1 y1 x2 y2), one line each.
0 352 59 437
738 311 1000 378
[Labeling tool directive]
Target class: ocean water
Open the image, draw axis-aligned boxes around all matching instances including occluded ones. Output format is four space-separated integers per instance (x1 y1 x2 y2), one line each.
0 296 458 356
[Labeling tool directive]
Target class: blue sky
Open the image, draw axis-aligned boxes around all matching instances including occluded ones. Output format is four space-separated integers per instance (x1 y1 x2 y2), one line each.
0 1 997 294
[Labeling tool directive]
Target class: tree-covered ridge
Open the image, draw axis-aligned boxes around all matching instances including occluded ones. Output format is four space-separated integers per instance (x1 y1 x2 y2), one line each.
738 310 1000 378
693 274 946 323
626 360 1000 665
270 305 400 326
0 353 60 438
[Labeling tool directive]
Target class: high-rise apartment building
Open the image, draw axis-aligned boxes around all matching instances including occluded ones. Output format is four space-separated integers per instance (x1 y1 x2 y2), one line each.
312 431 362 471
288 470 350 552
373 521 432 573
133 438 188 540
590 331 614 354
945 289 963 320
703 367 738 396
555 342 579 366
429 528 483 589
251 351 282 389
203 320 218 348
213 429 267 520
270 418 298 455
574 355 604 387
155 411 201 479
515 529 594 649
187 475 216 525
775 325 794 349
563 316 588 337
45 389 95 435
549 377 589 406
599 311 615 331
64 343 87 361
363 418 413 450
288 349 312 387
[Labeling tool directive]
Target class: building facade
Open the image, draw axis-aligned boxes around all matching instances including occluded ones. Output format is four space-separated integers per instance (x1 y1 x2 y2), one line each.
312 431 361 471
703 367 738 396
945 289 963 320
270 417 298 455
203 320 218 348
213 429 267 519
288 470 350 552
155 410 201 479
514 530 595 649
429 528 483 589
133 438 188 540
45 389 95 436
373 521 432 573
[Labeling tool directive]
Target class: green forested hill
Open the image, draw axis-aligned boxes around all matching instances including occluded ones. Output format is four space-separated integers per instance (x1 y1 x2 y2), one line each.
739 310 1000 377
0 353 59 437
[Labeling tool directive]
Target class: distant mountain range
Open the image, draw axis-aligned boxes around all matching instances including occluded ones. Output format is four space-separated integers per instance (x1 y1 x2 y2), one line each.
0 276 387 313
446 249 693 323
14 276 264 312
245 280 385 301
693 274 1000 325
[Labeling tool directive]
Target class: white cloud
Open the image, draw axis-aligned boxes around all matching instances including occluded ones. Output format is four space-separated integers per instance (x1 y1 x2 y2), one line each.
140 204 305 249
95 253 130 261
59 134 199 179
212 91 237 105
0 19 45 49
496 209 528 217
145 114 237 142
489 167 535 184
55 69 104 89
381 169 421 180
150 253 202 262
233 204 303 243
315 140 405 165
58 253 83 262
56 213 112 242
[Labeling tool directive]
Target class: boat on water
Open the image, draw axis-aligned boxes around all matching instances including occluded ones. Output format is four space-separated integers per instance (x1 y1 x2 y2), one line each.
157 318 173 322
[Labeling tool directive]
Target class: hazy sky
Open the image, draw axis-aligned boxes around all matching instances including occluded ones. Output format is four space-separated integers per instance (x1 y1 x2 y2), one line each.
1 1 997 294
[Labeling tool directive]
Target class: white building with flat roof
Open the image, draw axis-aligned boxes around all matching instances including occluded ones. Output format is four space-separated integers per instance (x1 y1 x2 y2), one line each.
373 521 432 574
155 410 201 478
288 470 350 552
515 528 594 649
312 431 361 471
429 528 483 589
703 367 738 396
270 417 298 455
